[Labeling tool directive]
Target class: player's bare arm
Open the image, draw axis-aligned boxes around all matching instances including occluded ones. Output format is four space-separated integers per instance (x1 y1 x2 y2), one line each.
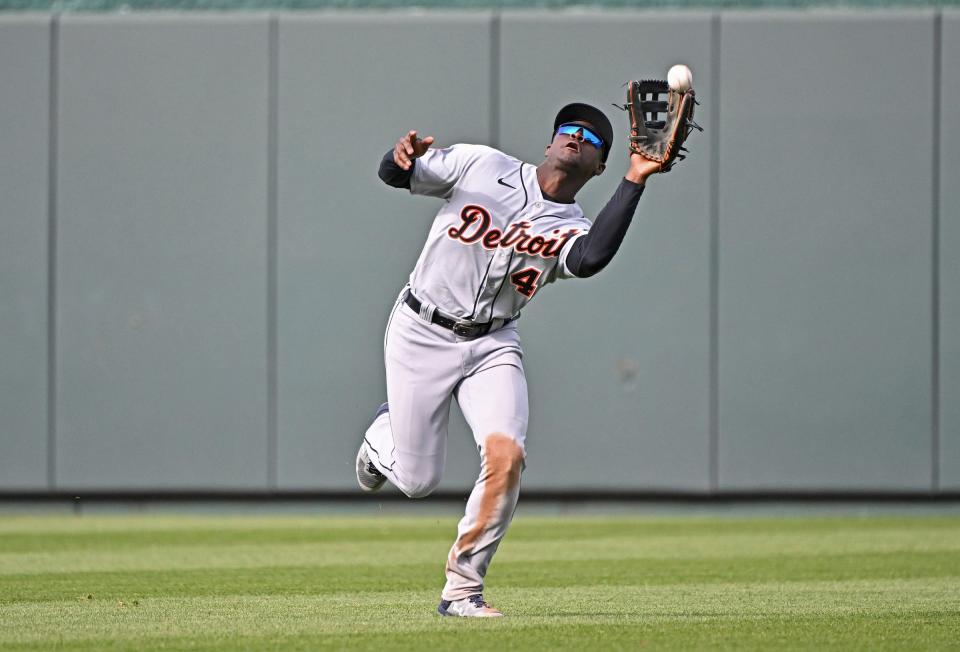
393 130 434 170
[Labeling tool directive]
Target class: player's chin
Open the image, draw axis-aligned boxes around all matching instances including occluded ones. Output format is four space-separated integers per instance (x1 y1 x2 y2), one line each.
554 151 587 171
564 156 599 176
566 147 598 166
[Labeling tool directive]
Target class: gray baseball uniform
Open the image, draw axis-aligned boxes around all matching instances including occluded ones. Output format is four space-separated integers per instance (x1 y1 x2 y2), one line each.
364 143 590 601
362 130 647 603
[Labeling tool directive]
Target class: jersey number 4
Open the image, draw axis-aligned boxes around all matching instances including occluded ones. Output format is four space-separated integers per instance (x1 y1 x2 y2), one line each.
510 267 542 298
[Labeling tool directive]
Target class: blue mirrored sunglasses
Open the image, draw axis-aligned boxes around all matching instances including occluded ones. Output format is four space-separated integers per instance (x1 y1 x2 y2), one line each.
556 123 604 149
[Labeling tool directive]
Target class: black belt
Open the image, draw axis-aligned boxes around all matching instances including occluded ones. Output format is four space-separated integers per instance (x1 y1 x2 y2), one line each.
403 290 504 338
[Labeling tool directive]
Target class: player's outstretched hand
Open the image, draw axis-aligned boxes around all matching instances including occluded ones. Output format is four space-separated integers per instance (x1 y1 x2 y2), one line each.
625 152 663 186
394 130 435 170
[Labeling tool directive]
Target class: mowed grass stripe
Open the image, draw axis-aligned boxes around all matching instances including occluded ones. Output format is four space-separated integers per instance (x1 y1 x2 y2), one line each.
2 550 957 604
3 618 959 652
2 515 958 651
3 527 960 575
2 579 958 649
0 523 452 553
2 515 958 552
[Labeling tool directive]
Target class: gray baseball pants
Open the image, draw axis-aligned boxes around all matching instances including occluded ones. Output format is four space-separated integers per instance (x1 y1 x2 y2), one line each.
363 291 528 601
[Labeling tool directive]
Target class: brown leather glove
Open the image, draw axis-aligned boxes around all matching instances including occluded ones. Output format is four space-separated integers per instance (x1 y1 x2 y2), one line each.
623 79 702 173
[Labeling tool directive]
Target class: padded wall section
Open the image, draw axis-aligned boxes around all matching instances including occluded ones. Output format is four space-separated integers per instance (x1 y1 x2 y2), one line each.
0 10 950 495
940 10 960 489
0 17 50 489
717 12 935 490
276 13 494 490
54 16 270 489
499 12 714 490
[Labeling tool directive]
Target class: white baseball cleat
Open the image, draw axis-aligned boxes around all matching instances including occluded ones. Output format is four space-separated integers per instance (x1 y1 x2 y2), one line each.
437 594 503 618
355 443 386 493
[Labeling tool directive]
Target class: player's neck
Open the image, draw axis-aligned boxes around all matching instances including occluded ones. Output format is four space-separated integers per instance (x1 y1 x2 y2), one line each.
535 164 585 204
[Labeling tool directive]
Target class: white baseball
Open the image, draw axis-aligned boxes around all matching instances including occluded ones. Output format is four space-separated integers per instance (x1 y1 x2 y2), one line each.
667 64 693 92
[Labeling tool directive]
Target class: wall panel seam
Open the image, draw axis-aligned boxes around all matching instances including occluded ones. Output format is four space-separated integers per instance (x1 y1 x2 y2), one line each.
46 13 59 490
490 10 500 149
268 15 279 489
932 10 941 491
709 11 721 493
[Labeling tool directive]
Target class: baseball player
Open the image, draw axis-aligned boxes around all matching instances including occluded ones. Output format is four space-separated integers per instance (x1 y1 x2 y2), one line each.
355 96 693 617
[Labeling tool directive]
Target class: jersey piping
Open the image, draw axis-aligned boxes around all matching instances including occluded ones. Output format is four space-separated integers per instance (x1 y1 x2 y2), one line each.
467 160 527 320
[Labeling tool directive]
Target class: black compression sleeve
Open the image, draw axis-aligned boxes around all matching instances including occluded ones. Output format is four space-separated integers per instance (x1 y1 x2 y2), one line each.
378 149 414 189
564 178 645 278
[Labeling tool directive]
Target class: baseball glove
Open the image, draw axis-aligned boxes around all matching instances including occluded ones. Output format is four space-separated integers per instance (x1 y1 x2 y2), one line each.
622 79 702 173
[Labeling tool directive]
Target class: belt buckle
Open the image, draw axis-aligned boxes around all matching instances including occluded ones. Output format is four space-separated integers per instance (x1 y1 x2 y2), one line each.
453 321 478 338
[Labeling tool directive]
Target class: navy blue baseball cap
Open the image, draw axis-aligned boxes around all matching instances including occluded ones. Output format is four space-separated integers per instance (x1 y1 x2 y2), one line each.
553 102 614 163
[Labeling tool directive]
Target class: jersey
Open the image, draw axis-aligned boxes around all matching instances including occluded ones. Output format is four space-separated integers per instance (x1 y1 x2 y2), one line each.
407 144 591 323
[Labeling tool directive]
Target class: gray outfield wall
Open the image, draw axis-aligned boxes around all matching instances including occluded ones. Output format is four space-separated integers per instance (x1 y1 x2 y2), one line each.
0 9 957 494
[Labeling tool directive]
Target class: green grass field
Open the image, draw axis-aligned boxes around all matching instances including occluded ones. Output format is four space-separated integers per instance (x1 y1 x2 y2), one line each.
1 511 959 650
